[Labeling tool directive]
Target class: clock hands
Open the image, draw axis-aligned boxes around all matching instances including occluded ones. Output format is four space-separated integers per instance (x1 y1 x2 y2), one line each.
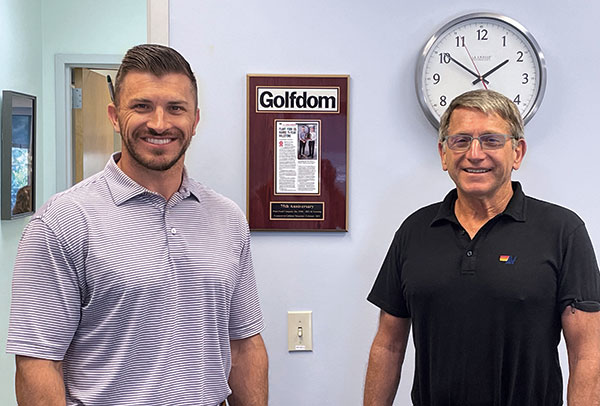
449 48 509 86
447 54 490 85
472 59 510 85
462 43 488 90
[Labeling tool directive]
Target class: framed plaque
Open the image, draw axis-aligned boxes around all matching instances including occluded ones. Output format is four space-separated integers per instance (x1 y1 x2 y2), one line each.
247 75 349 231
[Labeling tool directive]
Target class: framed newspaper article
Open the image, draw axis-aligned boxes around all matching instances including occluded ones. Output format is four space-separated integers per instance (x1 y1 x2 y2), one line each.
247 75 349 231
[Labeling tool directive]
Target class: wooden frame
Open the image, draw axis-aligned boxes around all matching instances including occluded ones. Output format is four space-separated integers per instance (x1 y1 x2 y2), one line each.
247 75 349 231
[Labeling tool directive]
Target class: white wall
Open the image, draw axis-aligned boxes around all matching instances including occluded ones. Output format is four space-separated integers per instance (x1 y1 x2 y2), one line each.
171 1 600 404
0 1 43 403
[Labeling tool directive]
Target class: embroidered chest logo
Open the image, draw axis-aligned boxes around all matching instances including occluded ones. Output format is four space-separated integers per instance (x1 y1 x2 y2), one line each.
499 255 517 265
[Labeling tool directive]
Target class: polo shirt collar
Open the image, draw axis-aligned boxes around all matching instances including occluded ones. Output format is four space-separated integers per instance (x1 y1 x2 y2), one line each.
104 152 201 205
502 181 527 222
180 170 202 202
430 181 527 227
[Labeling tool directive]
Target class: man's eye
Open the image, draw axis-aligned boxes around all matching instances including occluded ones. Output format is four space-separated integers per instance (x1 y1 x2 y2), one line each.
169 106 185 112
482 136 503 145
452 137 470 145
133 104 150 110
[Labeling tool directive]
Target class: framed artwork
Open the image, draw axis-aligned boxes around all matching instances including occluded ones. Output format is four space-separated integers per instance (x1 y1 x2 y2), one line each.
1 90 36 220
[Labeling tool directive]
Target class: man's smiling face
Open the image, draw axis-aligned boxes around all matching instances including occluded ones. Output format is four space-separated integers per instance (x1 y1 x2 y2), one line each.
438 107 525 202
109 71 199 172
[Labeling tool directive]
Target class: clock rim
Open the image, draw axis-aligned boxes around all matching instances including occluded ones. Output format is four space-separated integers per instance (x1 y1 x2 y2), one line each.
415 12 547 129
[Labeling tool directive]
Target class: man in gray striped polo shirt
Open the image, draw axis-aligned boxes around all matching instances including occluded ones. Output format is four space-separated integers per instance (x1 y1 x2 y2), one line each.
7 44 268 406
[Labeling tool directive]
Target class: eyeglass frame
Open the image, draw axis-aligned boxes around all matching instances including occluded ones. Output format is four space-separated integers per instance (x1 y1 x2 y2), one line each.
442 133 517 151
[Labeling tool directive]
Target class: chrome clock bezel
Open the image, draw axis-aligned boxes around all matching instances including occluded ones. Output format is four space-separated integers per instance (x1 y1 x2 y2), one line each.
415 12 547 129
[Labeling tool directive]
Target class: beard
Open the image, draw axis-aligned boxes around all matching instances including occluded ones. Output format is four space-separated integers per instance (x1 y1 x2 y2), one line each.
121 125 192 171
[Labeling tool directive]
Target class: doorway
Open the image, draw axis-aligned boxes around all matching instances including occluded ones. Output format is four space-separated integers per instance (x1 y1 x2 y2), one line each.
55 54 122 192
71 68 120 183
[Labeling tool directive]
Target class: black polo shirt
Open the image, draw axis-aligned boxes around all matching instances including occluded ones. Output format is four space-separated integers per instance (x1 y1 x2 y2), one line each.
368 182 600 406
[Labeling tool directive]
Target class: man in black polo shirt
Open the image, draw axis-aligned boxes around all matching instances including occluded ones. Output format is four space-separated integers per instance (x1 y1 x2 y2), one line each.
364 90 600 405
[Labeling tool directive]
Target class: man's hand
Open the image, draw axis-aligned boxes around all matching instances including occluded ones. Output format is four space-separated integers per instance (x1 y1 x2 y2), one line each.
228 334 268 406
364 311 411 406
15 355 66 406
563 307 600 406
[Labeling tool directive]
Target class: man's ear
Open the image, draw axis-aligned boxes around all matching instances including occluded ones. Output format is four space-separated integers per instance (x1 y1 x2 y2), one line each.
438 142 448 171
107 103 121 133
192 107 200 135
512 138 527 170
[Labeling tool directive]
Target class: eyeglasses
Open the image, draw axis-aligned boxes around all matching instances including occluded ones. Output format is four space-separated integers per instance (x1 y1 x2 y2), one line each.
444 134 513 151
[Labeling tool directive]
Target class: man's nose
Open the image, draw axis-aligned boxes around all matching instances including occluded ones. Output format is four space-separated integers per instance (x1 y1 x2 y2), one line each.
147 107 168 133
466 138 485 159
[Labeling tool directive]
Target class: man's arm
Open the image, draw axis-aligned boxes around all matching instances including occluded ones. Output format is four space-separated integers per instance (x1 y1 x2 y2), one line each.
562 307 600 406
228 333 268 406
364 310 411 406
15 355 66 406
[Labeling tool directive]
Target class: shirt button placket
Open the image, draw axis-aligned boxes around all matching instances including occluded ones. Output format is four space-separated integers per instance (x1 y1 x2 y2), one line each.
461 249 476 275
164 206 180 258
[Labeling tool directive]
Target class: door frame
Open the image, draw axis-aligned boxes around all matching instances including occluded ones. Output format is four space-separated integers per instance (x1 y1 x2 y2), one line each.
54 54 121 191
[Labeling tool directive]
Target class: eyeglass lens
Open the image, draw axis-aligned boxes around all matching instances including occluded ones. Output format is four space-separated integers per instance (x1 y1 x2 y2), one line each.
446 134 509 151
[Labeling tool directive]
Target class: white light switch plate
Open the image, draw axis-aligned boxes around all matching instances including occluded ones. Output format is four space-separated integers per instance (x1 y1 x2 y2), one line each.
288 311 313 351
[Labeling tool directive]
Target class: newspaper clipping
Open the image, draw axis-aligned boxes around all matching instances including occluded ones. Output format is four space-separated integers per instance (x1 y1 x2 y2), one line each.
275 120 320 194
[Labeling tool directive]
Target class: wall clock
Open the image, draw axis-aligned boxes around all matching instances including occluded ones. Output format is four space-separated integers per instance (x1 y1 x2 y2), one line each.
416 12 546 128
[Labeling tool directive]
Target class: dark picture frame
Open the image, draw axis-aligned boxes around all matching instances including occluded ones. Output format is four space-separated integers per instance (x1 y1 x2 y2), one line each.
247 75 349 231
1 90 36 220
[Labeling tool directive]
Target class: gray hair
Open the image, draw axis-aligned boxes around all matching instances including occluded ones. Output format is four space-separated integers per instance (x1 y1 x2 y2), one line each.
438 89 524 147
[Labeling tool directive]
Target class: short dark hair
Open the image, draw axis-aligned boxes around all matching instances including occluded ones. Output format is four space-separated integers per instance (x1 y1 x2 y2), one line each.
114 44 197 107
438 89 524 146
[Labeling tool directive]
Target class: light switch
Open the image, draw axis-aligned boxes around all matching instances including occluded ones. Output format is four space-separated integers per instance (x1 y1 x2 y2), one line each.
288 311 312 351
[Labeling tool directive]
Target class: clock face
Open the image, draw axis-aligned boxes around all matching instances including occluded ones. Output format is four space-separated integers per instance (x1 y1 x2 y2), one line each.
416 13 546 128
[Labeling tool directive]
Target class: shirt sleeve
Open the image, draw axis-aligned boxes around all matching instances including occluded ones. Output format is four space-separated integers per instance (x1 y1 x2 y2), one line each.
228 221 265 340
367 229 411 318
6 218 81 360
557 223 600 314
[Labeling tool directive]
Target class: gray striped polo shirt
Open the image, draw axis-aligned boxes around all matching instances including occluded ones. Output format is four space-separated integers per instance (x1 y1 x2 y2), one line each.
7 153 264 406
